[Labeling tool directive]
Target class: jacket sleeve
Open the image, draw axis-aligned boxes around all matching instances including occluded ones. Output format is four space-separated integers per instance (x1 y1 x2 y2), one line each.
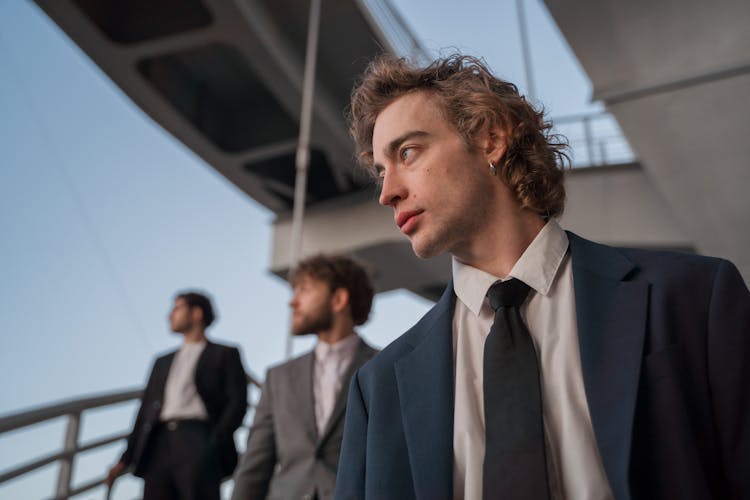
230 371 277 500
707 259 750 498
209 347 248 446
334 369 368 500
119 358 159 466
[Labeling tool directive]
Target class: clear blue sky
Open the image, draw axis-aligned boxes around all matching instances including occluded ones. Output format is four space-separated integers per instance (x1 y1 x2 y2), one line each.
0 0 596 498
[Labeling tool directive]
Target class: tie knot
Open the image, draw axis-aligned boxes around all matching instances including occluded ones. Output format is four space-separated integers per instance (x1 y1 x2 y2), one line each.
487 278 531 311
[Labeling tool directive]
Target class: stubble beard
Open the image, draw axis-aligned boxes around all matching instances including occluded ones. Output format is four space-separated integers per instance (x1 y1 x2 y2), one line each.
411 198 490 260
409 212 453 259
292 305 334 336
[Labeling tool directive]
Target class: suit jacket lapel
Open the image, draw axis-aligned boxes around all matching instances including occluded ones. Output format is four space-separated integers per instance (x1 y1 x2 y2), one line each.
394 285 455 499
194 340 214 385
569 233 649 500
155 352 176 402
317 338 374 446
297 351 319 443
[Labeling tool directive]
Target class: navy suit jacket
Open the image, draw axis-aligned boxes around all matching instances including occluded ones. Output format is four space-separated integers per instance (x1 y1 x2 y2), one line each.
335 233 750 500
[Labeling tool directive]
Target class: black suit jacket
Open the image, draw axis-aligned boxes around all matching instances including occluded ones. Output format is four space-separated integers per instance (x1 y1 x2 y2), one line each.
121 341 248 478
335 233 750 499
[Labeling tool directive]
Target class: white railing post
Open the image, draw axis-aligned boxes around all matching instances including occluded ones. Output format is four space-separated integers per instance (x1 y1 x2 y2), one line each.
55 412 80 499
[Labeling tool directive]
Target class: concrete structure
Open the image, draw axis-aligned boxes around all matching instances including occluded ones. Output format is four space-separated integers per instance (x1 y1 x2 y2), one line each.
271 163 691 300
34 0 725 300
34 0 424 214
545 0 750 281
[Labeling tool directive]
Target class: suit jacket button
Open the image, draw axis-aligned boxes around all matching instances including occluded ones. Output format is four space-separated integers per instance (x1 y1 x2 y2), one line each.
144 423 152 431
152 401 161 409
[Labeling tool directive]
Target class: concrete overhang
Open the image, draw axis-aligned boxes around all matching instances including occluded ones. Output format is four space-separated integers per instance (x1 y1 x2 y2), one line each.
271 164 692 300
33 0 409 213
544 0 750 281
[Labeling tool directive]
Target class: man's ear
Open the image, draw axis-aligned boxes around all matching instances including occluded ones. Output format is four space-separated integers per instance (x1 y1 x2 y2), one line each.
331 287 350 314
479 124 508 165
191 307 204 325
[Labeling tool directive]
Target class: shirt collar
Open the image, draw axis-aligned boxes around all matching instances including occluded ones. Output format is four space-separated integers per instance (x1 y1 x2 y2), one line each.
451 219 569 316
179 339 207 352
315 333 360 361
508 219 569 297
452 258 500 317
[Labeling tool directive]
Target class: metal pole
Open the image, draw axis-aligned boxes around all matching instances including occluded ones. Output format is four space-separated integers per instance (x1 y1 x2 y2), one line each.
583 116 595 166
286 0 322 358
56 412 80 499
516 0 537 100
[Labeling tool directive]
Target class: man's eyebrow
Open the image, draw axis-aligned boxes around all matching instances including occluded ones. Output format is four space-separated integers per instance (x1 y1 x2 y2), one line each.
372 130 430 174
383 130 430 159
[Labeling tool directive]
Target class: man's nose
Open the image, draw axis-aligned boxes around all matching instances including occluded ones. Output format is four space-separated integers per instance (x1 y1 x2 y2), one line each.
378 169 406 207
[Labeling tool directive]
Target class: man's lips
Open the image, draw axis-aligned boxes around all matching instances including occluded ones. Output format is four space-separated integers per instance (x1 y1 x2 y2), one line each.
395 210 423 234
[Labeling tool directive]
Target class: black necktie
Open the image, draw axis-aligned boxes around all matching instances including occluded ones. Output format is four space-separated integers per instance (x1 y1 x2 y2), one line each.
483 278 550 499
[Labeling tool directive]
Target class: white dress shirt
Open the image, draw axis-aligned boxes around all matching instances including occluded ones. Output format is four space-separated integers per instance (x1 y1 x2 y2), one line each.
451 220 613 500
160 340 209 421
313 334 360 436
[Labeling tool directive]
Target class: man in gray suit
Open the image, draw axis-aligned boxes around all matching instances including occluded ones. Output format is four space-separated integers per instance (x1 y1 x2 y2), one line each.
231 254 378 500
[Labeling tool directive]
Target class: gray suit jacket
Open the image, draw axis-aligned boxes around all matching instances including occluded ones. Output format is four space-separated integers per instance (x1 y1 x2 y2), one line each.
232 336 378 500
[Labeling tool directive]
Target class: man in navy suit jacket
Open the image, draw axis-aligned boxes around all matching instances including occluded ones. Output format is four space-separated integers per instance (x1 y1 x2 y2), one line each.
335 54 750 499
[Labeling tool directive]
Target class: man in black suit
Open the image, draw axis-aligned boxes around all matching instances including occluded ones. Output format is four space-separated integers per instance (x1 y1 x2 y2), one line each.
335 54 750 499
106 291 247 500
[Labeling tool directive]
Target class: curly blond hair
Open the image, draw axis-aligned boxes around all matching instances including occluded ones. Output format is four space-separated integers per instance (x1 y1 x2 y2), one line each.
349 54 569 217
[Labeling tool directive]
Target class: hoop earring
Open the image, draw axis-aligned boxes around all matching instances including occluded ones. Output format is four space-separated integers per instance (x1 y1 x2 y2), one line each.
489 161 497 176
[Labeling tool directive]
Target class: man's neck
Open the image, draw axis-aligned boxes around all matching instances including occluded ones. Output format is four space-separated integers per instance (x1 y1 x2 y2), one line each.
454 210 546 278
317 323 356 345
182 328 207 344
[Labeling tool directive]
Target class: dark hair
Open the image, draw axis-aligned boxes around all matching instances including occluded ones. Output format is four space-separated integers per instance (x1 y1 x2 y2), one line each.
349 53 569 217
290 254 375 326
175 291 216 328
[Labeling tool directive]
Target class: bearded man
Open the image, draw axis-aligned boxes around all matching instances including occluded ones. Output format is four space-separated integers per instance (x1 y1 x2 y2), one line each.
231 254 378 500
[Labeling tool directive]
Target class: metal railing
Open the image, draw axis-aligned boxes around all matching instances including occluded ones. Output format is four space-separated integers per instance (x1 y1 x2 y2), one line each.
551 110 636 168
0 375 262 500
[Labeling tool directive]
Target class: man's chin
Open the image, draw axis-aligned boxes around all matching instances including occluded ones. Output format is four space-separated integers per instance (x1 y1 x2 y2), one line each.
291 322 319 336
291 329 315 337
411 237 445 260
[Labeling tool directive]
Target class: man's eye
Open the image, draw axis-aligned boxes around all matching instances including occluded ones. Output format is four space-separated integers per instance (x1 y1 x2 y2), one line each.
399 147 414 161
